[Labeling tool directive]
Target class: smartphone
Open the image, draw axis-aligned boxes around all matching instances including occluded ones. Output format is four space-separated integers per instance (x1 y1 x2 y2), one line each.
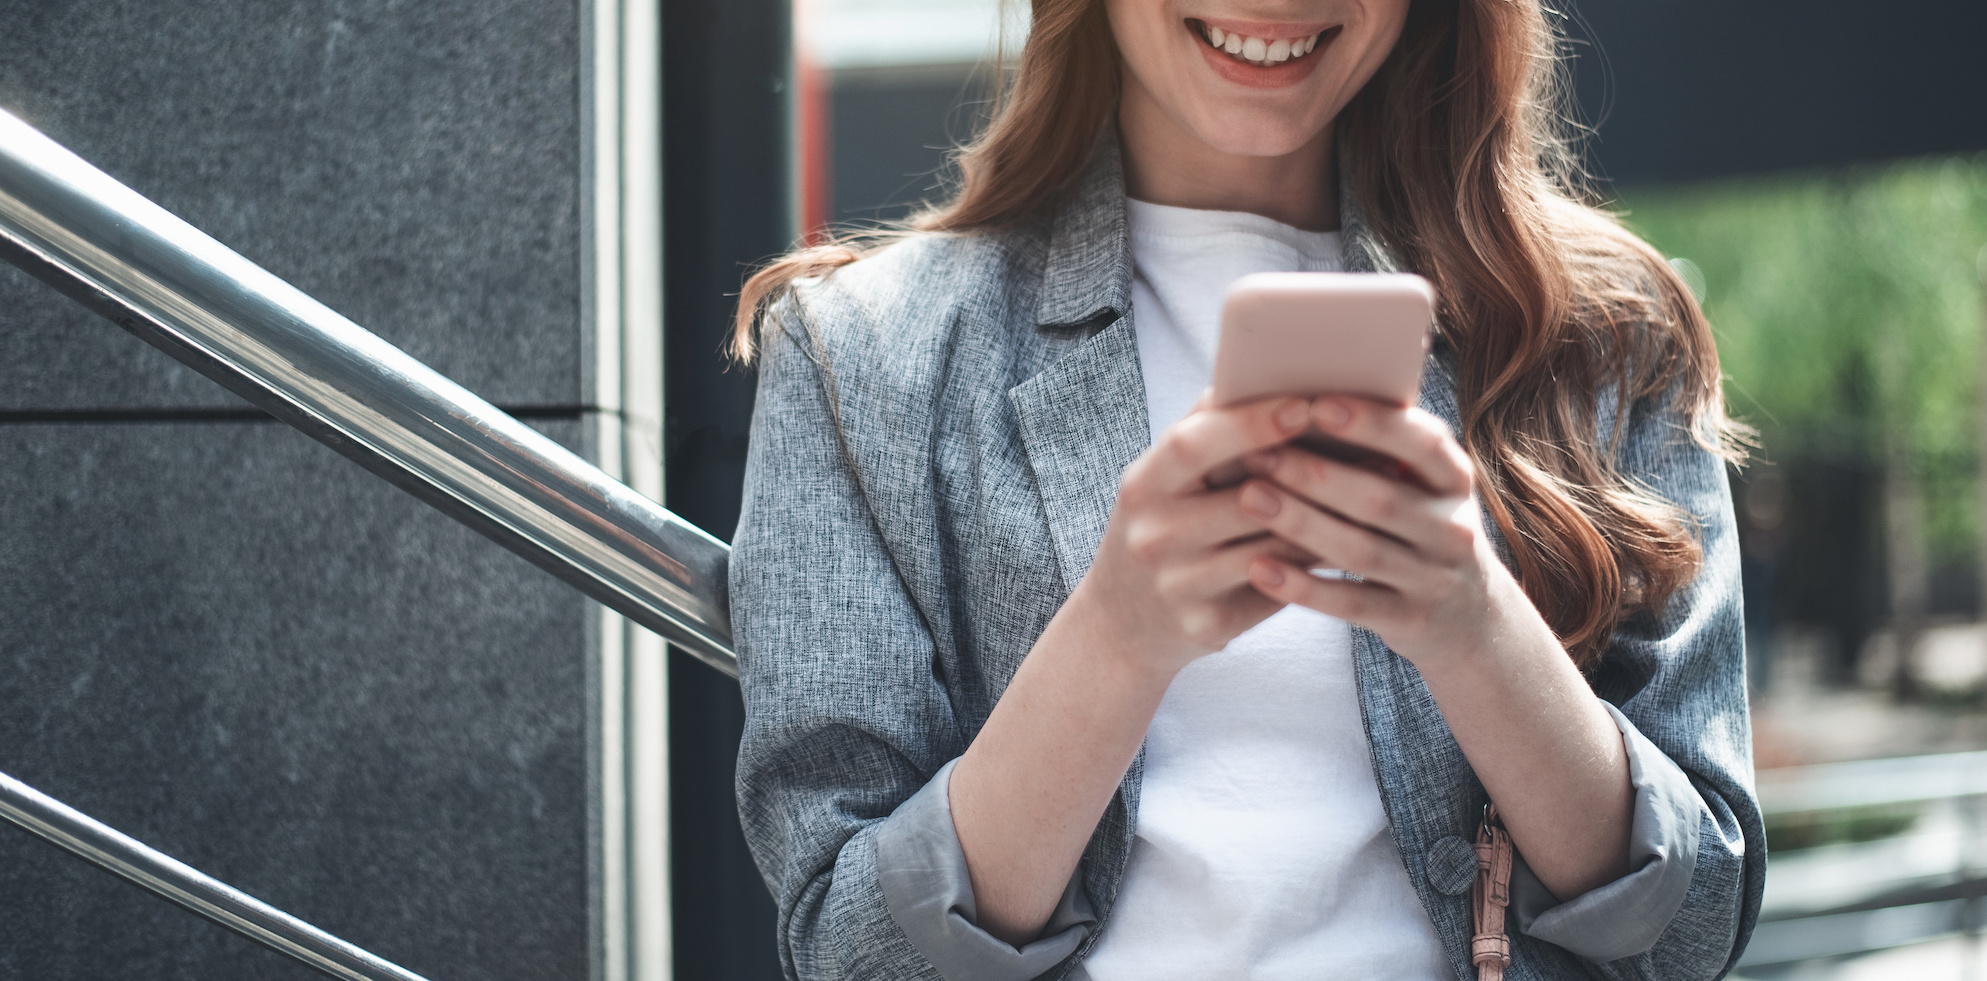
1207 272 1436 482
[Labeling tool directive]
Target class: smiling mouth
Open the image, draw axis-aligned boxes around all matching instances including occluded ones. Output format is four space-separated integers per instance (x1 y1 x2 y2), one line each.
1188 19 1337 67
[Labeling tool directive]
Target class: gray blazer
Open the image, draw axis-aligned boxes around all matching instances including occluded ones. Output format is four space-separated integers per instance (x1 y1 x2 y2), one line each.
730 138 1766 981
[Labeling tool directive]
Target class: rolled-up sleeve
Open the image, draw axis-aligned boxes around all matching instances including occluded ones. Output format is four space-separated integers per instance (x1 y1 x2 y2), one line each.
876 759 1098 979
1511 703 1703 960
1535 384 1768 980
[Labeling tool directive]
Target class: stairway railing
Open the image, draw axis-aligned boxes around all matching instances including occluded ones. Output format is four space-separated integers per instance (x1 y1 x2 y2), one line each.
0 108 735 676
0 770 435 981
0 107 735 979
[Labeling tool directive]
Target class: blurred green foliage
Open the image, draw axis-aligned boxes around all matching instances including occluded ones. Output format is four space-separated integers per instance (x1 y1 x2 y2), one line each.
1764 803 1920 853
1619 154 1987 567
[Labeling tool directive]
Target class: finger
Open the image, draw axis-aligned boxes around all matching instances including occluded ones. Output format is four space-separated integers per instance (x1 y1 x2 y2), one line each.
1310 398 1474 497
1248 557 1409 626
1133 397 1311 496
1237 479 1433 589
1155 534 1311 603
1117 488 1275 564
1165 538 1332 650
1240 446 1472 560
1180 585 1288 652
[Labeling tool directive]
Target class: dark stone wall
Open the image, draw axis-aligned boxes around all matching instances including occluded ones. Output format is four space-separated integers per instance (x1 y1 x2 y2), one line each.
0 0 582 410
0 1 595 978
0 421 589 980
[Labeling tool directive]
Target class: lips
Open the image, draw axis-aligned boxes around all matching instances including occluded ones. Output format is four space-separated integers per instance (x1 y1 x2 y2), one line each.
1186 18 1341 88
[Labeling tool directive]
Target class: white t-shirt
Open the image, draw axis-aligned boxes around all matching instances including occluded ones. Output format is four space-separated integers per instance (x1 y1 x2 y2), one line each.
1073 199 1450 981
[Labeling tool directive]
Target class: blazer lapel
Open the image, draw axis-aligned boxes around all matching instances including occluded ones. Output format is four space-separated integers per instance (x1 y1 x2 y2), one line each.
1007 131 1147 594
1010 317 1149 592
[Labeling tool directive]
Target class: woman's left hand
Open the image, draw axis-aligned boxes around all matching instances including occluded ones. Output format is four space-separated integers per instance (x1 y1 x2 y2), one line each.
1243 395 1638 899
1238 396 1536 671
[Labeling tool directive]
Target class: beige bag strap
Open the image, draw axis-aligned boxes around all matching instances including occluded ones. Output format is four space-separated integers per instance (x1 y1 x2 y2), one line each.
1472 804 1514 981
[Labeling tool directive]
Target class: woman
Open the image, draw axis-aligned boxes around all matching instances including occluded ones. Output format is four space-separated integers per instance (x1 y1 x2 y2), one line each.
728 0 1765 978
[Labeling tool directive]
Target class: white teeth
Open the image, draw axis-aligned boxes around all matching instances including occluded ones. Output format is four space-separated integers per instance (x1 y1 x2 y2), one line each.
1203 26 1323 66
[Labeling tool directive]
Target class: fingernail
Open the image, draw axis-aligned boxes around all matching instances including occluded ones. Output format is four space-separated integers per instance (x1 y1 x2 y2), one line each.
1244 450 1278 473
1317 400 1351 428
1242 483 1281 516
1254 561 1286 587
1275 400 1308 432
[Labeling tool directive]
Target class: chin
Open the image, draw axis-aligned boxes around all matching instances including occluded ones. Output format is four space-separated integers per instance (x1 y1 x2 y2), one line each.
1182 106 1334 158
1191 125 1323 158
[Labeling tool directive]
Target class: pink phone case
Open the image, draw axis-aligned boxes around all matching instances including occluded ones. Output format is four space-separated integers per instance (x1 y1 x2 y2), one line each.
1206 272 1437 483
1210 271 1436 408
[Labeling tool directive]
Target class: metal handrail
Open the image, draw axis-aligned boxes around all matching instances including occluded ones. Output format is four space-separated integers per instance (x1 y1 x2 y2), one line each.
0 109 737 976
1740 750 1987 971
1756 749 1987 815
0 107 737 676
0 769 431 981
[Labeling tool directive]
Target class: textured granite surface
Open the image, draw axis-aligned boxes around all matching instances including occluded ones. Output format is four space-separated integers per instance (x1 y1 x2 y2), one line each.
0 419 590 979
0 0 582 410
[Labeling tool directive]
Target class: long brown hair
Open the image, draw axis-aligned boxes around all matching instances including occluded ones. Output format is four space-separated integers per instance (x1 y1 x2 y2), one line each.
735 0 1740 665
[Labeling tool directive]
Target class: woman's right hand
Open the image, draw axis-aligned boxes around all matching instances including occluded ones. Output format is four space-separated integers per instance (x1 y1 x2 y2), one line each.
1069 394 1316 676
950 394 1314 945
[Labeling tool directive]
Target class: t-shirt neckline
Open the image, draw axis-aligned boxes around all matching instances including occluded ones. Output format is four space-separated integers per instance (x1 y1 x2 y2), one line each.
1125 197 1343 263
